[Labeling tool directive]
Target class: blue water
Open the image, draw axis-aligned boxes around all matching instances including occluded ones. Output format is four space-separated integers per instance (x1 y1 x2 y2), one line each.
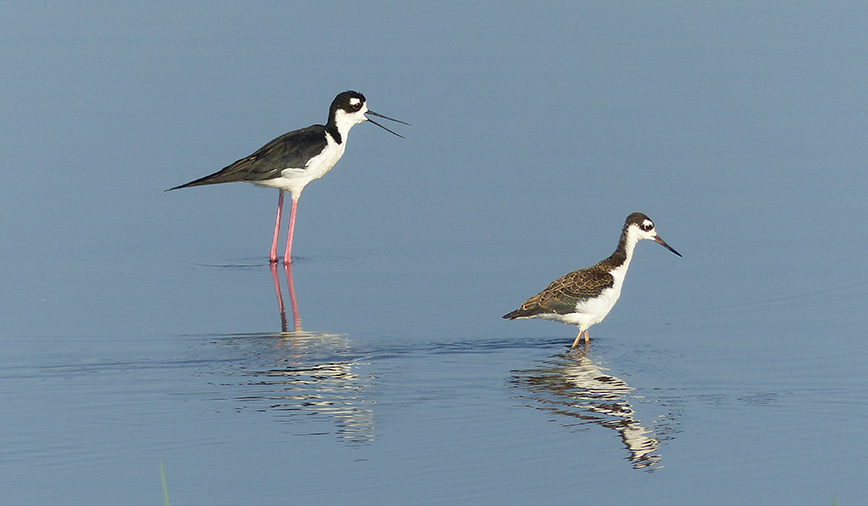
3 2 868 505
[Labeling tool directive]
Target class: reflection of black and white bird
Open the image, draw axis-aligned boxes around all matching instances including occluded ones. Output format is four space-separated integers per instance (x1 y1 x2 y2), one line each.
503 212 681 348
511 348 668 470
168 91 408 264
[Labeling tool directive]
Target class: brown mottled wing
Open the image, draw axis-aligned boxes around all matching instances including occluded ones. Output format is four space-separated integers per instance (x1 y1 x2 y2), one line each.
503 267 614 319
167 125 328 190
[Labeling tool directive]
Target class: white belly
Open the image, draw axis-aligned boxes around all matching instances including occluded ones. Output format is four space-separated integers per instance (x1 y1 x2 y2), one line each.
537 262 629 331
570 285 622 326
253 133 346 199
535 284 622 328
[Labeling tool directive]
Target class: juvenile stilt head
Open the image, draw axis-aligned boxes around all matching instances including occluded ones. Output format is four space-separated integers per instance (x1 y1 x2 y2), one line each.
623 212 681 257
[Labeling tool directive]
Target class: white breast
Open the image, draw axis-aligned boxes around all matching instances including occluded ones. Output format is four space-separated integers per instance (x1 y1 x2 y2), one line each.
537 262 630 330
255 131 346 199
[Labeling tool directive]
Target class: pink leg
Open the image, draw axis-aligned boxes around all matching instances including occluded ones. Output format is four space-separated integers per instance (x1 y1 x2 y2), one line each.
571 329 590 348
571 329 583 349
283 198 298 264
270 262 287 332
270 191 285 263
283 261 301 331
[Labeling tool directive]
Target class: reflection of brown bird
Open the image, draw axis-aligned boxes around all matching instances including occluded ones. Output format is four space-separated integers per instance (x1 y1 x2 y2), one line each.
511 346 671 471
504 213 681 348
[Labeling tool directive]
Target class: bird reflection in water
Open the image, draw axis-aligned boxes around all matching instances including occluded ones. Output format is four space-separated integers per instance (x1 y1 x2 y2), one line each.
511 343 677 471
271 262 301 332
207 262 375 444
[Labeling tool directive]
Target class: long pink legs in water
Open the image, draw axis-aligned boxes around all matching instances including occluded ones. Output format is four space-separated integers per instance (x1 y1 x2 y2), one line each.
269 191 284 263
284 199 298 264
284 261 300 330
270 261 301 332
269 191 299 264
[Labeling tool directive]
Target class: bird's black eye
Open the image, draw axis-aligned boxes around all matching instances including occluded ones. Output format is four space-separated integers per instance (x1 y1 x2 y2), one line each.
351 102 362 110
642 221 653 231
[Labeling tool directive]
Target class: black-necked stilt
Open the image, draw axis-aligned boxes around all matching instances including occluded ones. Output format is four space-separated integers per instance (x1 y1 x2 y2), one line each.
168 90 408 263
503 212 681 348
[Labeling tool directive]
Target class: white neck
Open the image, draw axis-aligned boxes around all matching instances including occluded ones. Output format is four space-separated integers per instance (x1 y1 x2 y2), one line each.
623 228 641 263
332 107 367 144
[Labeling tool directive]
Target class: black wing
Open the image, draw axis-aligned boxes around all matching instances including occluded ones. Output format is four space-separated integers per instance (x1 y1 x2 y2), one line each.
167 125 328 190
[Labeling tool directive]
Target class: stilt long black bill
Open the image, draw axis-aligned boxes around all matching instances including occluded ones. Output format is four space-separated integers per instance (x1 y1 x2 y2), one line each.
366 110 410 125
367 118 406 138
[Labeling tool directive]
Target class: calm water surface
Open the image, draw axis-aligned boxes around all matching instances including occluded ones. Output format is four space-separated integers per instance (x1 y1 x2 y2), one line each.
3 251 866 505
3 2 868 505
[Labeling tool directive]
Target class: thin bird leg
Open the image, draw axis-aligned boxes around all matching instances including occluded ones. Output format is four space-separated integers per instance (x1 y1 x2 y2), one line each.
270 191 285 263
283 198 299 264
583 329 590 344
571 329 584 348
270 262 287 332
283 260 301 331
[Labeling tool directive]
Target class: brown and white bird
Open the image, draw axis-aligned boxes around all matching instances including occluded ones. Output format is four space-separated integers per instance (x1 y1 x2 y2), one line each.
168 91 407 264
503 212 681 348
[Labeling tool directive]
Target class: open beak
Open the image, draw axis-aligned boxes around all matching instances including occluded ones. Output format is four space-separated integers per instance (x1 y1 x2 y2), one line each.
654 235 682 257
365 110 410 138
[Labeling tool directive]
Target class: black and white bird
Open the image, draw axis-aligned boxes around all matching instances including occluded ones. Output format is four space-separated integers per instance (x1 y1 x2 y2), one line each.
167 90 407 263
503 212 681 348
